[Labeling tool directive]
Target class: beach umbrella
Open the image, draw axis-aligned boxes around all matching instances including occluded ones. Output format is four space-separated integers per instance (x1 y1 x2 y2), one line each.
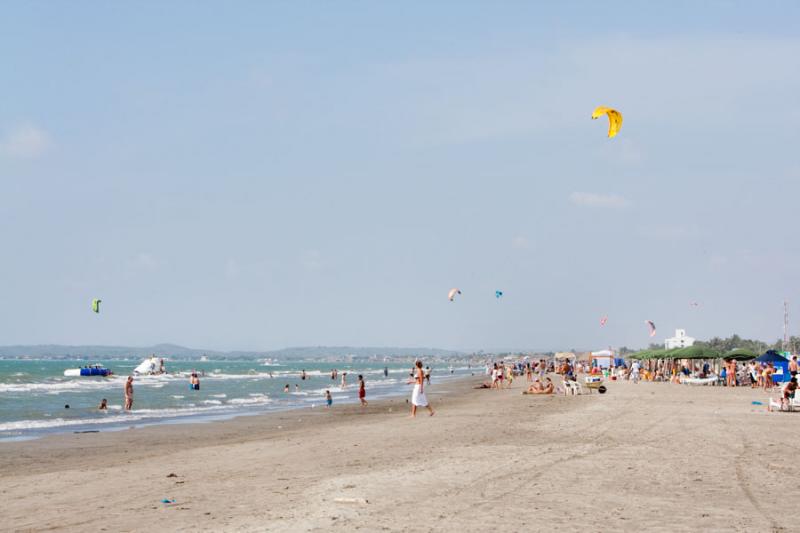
723 348 758 361
668 346 719 360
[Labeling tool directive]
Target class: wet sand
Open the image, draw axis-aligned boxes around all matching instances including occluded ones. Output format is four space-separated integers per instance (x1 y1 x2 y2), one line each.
0 377 795 532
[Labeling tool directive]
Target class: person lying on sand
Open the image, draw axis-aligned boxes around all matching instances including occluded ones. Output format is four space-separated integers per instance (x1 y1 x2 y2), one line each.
473 382 492 389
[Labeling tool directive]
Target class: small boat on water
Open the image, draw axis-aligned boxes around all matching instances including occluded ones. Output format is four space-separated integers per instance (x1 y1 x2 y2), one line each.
133 355 167 376
64 364 113 377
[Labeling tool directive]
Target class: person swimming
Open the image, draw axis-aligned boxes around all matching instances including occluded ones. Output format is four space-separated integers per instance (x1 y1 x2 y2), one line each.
98 398 108 410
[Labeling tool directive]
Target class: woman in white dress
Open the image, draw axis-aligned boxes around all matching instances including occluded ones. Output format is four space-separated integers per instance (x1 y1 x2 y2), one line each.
409 361 434 417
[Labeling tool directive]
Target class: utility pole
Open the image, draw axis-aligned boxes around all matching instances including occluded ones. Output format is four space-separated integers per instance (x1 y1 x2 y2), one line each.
784 300 789 353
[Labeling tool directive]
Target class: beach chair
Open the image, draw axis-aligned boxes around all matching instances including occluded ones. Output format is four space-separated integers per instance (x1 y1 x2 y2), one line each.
562 380 584 395
768 394 800 412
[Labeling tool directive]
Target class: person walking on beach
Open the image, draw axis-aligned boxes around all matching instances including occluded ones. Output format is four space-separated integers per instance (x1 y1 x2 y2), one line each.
124 376 134 411
491 363 500 389
408 361 434 417
325 389 332 408
358 374 368 407
424 366 432 384
790 356 799 377
748 362 758 387
630 361 641 384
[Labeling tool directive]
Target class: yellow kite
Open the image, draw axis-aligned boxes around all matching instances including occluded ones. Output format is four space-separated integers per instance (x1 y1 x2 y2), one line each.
591 106 623 138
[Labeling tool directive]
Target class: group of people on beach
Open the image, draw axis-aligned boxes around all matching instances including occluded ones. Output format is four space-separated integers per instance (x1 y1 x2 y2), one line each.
108 361 434 416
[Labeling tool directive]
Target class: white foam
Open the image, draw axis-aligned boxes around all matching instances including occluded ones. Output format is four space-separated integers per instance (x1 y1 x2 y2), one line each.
227 397 273 405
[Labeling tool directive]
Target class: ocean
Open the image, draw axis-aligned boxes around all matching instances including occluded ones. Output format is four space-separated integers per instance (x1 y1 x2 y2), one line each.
0 358 473 441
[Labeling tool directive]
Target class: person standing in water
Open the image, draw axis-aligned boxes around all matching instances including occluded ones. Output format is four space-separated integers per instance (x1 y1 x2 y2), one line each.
124 376 134 411
301 369 307 381
358 374 368 407
98 398 108 410
408 361 434 417
341 372 347 389
325 390 332 408
383 366 389 378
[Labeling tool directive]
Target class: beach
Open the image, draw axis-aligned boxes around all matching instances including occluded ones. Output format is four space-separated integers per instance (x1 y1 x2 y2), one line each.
0 377 795 532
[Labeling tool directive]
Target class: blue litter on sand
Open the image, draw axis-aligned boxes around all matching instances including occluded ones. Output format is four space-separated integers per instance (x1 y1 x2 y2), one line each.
161 499 175 504
751 401 763 405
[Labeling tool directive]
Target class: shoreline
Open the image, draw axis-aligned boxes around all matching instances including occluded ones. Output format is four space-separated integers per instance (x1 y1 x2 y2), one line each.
0 375 474 476
2 377 796 532
0 364 475 442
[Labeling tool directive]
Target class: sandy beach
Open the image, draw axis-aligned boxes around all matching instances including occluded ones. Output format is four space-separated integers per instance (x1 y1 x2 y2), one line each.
0 377 795 532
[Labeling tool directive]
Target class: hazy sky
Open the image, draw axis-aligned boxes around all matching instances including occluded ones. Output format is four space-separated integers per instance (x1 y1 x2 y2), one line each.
2 1 799 351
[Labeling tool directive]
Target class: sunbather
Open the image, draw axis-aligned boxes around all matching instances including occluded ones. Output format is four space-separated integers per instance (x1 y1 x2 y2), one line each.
525 379 544 394
782 377 798 410
523 378 554 395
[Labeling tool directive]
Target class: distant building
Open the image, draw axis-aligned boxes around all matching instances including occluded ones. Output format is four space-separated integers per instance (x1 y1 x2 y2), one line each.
665 329 695 350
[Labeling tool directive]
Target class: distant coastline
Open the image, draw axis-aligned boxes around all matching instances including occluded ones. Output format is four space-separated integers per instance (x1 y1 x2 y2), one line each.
0 343 466 361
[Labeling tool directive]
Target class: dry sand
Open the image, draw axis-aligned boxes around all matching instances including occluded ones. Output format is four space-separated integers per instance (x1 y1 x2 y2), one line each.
0 377 796 532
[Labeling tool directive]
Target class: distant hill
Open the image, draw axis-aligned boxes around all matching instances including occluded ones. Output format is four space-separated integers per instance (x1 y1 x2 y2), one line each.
0 344 465 361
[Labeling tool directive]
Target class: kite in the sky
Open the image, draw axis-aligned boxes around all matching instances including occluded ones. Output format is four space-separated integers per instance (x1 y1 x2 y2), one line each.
645 319 656 337
600 316 608 326
591 106 623 138
495 290 503 299
689 302 700 307
448 288 462 302
92 299 102 314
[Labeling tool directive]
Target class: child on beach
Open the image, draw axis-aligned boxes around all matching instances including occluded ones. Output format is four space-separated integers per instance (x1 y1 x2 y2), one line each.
358 374 367 407
325 390 332 408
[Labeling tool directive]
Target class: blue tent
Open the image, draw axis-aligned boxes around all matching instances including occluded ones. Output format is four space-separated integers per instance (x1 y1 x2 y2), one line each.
754 350 791 383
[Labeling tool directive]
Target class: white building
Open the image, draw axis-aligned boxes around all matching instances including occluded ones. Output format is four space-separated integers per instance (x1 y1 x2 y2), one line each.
665 329 695 350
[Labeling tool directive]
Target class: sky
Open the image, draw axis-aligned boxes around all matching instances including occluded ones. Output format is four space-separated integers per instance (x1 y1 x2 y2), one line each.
1 1 800 352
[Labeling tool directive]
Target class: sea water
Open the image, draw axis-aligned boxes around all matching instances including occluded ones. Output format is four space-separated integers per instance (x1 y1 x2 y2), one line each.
0 359 472 440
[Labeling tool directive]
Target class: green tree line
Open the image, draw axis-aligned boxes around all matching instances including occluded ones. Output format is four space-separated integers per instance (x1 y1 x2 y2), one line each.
646 334 797 354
